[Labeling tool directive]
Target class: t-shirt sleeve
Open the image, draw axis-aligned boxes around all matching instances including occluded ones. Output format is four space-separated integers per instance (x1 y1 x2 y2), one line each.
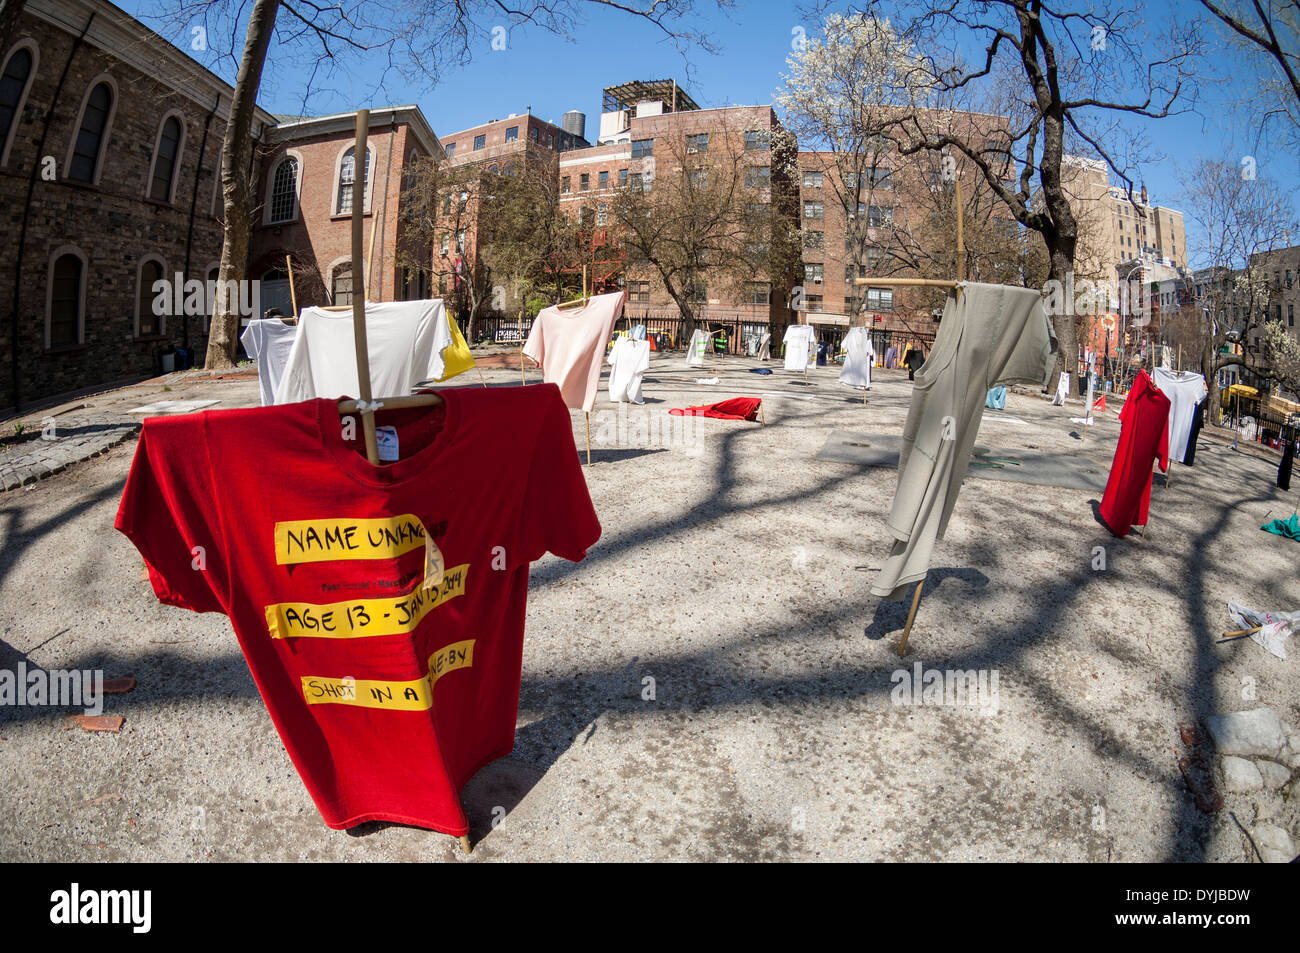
1156 415 1170 473
114 416 230 614
513 385 601 567
522 316 545 368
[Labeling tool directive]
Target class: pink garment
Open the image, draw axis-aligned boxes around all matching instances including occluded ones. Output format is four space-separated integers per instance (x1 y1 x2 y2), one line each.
523 292 625 412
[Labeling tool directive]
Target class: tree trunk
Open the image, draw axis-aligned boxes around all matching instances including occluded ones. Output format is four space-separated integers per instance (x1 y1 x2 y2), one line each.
1203 337 1222 426
205 0 279 370
1047 247 1078 398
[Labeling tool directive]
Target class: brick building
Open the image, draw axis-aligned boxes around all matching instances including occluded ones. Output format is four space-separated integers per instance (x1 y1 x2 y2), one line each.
558 86 799 338
248 106 443 315
0 0 275 411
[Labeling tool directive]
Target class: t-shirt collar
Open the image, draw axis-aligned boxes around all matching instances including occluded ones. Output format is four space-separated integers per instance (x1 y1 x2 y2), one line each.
314 389 460 488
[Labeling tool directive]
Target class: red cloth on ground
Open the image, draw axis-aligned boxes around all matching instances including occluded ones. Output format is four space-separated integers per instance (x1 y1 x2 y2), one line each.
1099 370 1170 536
115 384 599 836
668 397 762 421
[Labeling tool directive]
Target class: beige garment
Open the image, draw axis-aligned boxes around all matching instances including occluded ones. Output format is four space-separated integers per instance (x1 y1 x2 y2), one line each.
523 291 625 412
872 283 1055 600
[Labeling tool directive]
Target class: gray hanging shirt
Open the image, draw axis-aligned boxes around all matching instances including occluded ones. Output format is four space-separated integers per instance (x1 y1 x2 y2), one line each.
872 283 1055 600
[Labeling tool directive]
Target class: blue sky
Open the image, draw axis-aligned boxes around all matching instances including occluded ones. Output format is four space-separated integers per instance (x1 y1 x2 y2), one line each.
122 0 1295 265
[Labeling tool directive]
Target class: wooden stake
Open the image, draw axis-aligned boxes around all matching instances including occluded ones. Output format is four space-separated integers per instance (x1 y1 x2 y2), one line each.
459 835 472 854
349 110 379 467
285 254 298 318
896 580 924 656
585 411 591 466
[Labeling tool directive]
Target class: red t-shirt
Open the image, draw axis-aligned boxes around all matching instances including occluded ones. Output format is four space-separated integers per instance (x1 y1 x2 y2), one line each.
114 383 599 836
1099 370 1169 536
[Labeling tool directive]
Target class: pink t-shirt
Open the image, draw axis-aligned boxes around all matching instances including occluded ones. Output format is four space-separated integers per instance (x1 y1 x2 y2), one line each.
523 292 625 412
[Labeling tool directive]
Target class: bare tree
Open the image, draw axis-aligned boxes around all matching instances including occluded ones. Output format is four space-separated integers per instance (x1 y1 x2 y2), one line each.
1197 1 1300 151
610 127 797 337
144 0 729 367
1180 157 1298 421
880 0 1202 395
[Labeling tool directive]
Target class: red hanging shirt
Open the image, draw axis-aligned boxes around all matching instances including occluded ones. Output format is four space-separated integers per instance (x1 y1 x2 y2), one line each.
115 384 599 836
1099 370 1170 536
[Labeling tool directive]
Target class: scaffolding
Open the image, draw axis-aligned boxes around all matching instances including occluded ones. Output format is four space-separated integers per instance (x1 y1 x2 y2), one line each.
601 79 700 115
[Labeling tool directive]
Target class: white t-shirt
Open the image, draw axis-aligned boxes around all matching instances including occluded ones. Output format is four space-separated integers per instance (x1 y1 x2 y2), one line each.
839 326 875 389
1153 368 1208 463
687 329 708 367
239 318 298 406
1051 372 1070 405
274 299 453 404
783 325 815 371
607 337 650 404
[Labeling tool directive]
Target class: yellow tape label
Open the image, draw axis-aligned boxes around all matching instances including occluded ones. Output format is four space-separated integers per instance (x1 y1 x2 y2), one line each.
274 515 427 565
265 564 469 640
301 639 475 711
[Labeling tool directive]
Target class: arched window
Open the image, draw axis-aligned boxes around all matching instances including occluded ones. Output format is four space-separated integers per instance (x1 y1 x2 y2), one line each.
47 251 84 348
336 146 370 214
148 115 183 203
331 263 353 305
68 81 113 182
0 44 35 166
136 258 164 336
269 155 298 223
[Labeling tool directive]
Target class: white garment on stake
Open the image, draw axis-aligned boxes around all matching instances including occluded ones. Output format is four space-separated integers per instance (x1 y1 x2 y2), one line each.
757 332 771 361
1051 372 1071 406
872 284 1055 601
783 324 816 371
1152 367 1208 463
839 326 875 390
274 299 452 404
240 318 298 406
686 329 708 367
607 337 650 404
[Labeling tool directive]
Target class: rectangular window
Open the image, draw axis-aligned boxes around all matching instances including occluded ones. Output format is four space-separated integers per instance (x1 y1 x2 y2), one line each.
686 133 709 154
580 173 590 191
505 126 519 142
868 205 893 227
628 280 650 303
473 134 486 150
866 287 894 312
802 170 823 188
599 170 609 189
844 263 867 282
869 167 893 189
688 169 709 189
632 138 654 159
803 201 823 219
744 129 771 151
805 294 823 312
444 142 455 157
1290 305 1295 327
596 203 609 226
530 127 539 142
867 247 884 269
805 263 823 283
746 281 771 305
805 230 824 249
561 176 571 194
629 172 643 191
618 168 628 186
745 166 771 188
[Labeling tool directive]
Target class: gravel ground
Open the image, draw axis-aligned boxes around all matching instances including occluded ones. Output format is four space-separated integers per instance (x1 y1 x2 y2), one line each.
0 354 1296 862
